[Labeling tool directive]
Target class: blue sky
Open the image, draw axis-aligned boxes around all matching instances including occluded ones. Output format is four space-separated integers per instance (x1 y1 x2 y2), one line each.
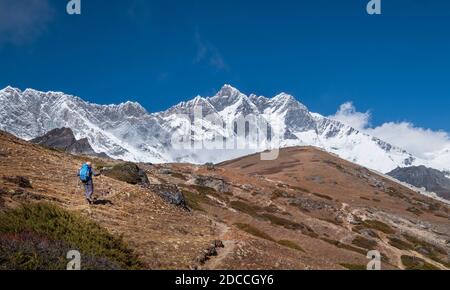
1 0 450 132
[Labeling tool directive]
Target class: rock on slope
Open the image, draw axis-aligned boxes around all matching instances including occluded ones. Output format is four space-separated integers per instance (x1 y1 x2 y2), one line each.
31 127 108 157
388 166 450 200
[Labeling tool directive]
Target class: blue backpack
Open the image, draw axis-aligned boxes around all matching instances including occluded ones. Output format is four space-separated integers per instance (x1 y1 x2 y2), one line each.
79 164 91 183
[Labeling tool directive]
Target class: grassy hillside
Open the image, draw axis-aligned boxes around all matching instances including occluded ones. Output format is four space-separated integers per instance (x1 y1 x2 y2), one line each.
0 203 142 270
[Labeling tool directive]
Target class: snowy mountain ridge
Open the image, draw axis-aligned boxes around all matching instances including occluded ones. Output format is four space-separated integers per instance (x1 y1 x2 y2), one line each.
0 84 442 173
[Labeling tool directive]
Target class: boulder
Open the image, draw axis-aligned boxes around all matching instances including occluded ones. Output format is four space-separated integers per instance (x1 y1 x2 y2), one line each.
204 163 216 171
103 162 150 186
31 127 109 158
148 184 188 210
3 176 32 188
189 175 229 193
158 168 172 175
195 240 225 265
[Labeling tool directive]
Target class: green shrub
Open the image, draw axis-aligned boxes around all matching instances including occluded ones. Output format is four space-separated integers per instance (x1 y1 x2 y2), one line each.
234 223 275 242
0 203 142 270
271 189 289 200
181 190 205 211
230 201 263 218
187 185 230 204
189 185 217 195
388 237 414 251
407 207 423 216
2 176 33 188
277 240 305 252
260 213 303 230
312 193 333 201
321 238 366 255
402 234 449 267
401 255 440 270
403 234 447 255
170 172 187 181
339 263 366 270
289 186 310 193
352 236 378 250
351 226 380 239
320 217 344 226
385 187 407 200
263 205 280 213
361 220 395 235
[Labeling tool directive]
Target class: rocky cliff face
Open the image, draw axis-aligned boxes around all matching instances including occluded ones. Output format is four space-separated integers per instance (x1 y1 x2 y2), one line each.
31 127 107 158
388 166 450 200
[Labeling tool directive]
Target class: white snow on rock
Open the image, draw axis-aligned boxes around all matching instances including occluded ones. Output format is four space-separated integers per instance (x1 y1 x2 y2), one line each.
0 84 443 173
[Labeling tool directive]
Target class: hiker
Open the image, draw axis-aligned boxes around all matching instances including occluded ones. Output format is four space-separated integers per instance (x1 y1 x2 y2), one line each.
78 161 101 204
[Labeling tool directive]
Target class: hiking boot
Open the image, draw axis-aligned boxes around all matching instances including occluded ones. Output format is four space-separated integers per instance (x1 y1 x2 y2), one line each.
86 198 93 205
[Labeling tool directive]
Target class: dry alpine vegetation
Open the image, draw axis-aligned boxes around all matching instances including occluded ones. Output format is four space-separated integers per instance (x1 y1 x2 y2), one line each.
0 130 449 270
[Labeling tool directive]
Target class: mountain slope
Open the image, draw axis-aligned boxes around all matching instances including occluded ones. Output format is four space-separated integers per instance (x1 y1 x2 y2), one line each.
388 166 450 200
0 86 168 163
1 131 449 269
0 130 216 269
0 85 433 173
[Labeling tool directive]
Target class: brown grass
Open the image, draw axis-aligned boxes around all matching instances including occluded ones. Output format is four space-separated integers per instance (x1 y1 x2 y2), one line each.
321 238 367 256
230 200 263 218
401 255 440 270
352 236 378 250
234 223 275 242
388 237 414 251
339 263 366 270
277 240 305 253
313 193 333 201
361 220 395 235
260 213 302 230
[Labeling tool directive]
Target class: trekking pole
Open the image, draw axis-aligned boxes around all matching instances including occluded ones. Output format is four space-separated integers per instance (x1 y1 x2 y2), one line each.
77 178 81 196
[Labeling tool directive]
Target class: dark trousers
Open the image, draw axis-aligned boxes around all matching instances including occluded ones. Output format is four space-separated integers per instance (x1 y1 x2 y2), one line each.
83 180 94 199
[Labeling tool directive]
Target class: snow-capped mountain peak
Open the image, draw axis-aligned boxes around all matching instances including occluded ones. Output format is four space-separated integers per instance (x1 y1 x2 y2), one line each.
114 101 148 117
208 84 253 112
273 92 296 102
0 85 443 173
216 84 242 97
2 86 21 94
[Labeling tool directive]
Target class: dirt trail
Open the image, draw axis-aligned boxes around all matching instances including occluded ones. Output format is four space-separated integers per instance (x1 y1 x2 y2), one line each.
206 240 236 269
204 221 237 270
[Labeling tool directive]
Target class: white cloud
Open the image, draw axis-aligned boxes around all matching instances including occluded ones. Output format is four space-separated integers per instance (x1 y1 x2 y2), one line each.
0 0 54 46
330 102 450 159
330 102 371 130
366 123 450 158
